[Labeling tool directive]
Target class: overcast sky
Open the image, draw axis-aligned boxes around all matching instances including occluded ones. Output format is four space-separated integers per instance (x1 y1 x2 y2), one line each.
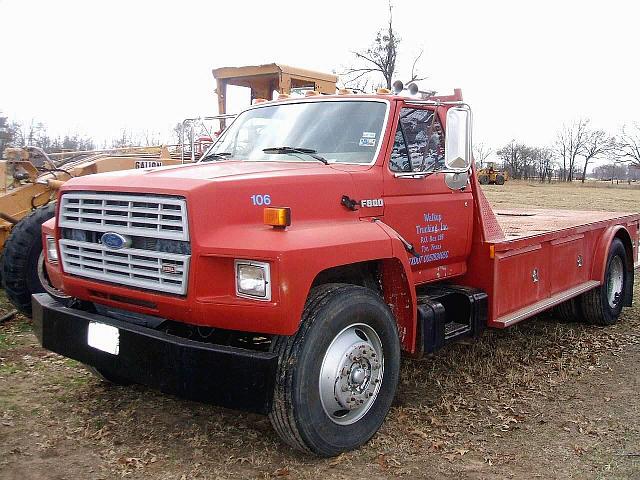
1 0 639 163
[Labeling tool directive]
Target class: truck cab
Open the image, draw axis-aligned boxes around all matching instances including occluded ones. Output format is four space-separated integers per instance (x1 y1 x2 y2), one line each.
33 90 639 457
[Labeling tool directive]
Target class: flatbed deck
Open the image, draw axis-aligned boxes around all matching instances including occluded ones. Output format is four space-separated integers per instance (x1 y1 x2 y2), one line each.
467 203 640 328
494 208 636 240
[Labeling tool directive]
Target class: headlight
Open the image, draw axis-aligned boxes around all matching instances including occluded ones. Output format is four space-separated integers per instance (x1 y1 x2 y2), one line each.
235 260 271 301
46 235 58 263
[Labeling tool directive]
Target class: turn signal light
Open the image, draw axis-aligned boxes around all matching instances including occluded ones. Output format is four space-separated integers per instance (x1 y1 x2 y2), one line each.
264 207 291 229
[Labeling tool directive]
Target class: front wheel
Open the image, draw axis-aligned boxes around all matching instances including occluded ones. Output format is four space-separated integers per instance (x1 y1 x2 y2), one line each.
2 203 56 314
269 284 400 456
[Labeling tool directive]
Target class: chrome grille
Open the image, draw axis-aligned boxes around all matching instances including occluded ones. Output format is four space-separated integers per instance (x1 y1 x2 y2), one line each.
60 239 190 295
59 192 189 241
58 192 190 295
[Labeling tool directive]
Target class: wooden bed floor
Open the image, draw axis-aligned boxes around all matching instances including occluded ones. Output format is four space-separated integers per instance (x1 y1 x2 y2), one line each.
493 208 633 240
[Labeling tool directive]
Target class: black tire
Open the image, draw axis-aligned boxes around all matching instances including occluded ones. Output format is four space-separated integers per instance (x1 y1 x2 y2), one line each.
269 283 400 457
478 175 489 185
553 297 581 322
579 239 628 326
1 203 56 314
495 175 505 185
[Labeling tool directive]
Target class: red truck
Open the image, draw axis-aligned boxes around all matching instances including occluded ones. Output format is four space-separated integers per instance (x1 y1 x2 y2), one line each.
33 89 639 457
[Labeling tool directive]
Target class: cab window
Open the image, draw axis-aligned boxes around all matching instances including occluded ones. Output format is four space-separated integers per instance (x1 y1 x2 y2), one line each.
389 108 445 173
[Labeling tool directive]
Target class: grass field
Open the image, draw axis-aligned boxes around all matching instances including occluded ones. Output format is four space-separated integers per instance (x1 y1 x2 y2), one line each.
0 181 638 479
484 180 640 212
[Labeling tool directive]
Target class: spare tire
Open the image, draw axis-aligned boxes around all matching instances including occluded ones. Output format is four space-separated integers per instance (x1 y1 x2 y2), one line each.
2 203 56 314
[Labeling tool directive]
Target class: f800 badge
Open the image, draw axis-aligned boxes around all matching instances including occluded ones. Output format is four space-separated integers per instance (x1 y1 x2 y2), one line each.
360 199 384 208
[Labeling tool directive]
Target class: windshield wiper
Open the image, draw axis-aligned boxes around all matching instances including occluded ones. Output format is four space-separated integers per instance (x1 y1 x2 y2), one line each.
201 152 232 162
262 147 329 165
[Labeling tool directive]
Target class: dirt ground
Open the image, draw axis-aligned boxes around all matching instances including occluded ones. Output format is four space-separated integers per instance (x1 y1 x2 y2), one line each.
0 181 639 480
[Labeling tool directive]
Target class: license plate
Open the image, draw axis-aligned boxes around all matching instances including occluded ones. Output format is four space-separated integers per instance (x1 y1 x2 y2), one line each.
87 322 120 355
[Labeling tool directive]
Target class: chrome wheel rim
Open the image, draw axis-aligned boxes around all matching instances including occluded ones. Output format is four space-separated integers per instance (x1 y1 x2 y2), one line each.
37 252 71 300
319 323 384 425
606 256 624 309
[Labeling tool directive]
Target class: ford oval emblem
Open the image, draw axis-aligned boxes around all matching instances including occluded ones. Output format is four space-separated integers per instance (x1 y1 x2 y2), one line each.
101 232 130 250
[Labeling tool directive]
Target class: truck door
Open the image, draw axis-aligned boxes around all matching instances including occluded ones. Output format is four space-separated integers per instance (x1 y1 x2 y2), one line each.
382 106 474 284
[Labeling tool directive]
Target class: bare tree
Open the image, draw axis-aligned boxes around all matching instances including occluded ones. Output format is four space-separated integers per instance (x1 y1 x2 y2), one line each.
579 129 615 183
111 129 135 148
473 142 492 169
555 119 589 181
617 122 640 168
340 1 426 90
531 147 555 182
497 141 531 180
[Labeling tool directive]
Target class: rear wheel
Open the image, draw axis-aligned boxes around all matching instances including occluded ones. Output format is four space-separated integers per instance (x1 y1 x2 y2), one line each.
269 284 400 456
2 203 57 314
495 174 505 185
478 174 489 185
553 297 581 322
580 239 628 325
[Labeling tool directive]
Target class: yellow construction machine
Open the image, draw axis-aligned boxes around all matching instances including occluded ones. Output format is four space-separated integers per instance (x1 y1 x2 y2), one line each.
477 162 508 185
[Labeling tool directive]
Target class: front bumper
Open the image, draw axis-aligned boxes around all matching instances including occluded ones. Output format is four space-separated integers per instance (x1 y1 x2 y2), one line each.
32 294 278 414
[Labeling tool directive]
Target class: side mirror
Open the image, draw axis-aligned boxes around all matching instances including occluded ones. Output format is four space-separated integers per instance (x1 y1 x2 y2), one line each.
444 107 472 172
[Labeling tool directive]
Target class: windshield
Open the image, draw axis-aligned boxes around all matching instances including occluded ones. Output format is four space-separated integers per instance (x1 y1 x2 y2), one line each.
203 100 388 164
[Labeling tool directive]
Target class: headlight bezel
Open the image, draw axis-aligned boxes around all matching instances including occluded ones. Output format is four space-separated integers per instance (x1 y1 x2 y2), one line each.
46 235 59 264
235 259 271 301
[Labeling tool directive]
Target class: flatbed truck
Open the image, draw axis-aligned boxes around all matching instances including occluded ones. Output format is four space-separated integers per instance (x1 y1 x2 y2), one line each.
32 89 639 456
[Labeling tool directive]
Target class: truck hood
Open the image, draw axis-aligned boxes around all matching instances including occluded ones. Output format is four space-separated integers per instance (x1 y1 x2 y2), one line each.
60 160 366 229
62 160 332 192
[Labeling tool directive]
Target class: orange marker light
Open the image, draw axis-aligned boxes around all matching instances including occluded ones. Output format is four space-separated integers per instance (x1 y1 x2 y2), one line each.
264 207 291 229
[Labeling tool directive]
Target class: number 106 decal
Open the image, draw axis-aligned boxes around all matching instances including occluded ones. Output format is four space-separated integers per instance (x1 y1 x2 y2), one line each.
251 194 272 206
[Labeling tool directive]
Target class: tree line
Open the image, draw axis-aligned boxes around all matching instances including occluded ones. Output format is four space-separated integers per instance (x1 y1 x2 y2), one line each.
0 112 173 155
475 120 640 183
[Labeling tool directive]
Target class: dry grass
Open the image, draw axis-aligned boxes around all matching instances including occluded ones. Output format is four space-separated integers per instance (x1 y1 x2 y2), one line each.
483 180 640 212
0 182 639 479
